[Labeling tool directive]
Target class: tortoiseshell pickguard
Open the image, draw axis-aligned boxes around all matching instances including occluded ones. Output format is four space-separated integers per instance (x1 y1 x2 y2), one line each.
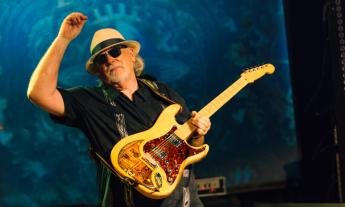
143 126 206 184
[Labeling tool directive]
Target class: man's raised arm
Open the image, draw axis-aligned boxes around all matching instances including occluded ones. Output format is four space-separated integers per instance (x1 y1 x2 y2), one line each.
27 12 87 116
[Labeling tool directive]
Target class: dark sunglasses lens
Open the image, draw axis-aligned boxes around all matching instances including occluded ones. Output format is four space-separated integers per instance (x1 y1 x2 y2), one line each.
94 54 107 65
108 47 121 58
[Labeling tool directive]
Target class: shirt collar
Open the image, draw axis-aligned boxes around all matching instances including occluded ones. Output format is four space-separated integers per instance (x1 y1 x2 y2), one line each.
98 81 121 100
98 79 147 100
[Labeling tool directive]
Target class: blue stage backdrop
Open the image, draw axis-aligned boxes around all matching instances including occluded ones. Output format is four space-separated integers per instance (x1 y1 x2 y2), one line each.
0 0 297 206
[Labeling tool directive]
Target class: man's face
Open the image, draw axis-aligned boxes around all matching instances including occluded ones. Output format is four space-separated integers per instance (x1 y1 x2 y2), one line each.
95 45 136 85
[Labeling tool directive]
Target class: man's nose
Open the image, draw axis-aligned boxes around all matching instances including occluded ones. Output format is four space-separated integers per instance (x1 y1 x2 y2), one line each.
105 53 116 63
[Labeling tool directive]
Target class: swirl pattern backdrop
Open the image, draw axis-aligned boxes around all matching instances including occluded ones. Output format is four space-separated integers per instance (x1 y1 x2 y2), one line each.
0 0 297 206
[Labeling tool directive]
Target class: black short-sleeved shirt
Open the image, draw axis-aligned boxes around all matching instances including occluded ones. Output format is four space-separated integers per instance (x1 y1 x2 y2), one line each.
50 79 191 206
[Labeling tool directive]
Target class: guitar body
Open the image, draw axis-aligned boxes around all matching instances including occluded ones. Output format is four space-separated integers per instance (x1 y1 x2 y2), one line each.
110 104 209 199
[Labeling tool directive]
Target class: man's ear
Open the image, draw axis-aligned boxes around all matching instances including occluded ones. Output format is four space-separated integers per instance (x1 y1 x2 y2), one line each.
128 48 136 62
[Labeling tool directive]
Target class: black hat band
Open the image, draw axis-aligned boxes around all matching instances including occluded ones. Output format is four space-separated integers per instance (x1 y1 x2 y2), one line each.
91 38 125 55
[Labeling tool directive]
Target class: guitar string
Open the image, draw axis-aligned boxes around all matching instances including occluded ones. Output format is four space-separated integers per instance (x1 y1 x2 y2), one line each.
126 133 178 173
149 133 182 158
122 132 176 172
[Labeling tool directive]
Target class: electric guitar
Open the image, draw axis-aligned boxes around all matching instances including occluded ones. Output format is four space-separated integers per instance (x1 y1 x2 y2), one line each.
110 64 275 199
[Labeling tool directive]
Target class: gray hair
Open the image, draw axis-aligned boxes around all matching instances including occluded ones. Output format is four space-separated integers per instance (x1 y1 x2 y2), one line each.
134 55 144 76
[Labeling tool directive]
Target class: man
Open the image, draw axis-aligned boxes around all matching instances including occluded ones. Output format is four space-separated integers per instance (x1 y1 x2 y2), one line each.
27 12 211 207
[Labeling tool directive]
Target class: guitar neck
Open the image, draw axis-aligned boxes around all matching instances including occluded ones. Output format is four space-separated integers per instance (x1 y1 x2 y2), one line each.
175 77 248 140
198 77 247 118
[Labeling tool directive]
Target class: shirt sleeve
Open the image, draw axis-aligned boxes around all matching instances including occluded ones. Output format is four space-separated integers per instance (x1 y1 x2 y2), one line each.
49 87 85 127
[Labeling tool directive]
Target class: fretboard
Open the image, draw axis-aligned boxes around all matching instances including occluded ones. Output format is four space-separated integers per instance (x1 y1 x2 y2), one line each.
175 77 248 140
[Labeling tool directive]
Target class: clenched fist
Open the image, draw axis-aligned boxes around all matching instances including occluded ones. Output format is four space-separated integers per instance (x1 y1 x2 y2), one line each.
58 12 88 41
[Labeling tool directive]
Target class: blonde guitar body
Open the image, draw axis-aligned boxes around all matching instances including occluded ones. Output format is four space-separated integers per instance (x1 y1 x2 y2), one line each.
111 104 209 199
110 64 275 199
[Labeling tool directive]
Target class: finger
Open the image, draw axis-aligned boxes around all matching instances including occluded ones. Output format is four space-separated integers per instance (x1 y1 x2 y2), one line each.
72 19 78 25
79 14 88 21
192 116 210 127
72 12 88 19
75 17 81 24
67 13 87 25
77 16 88 28
191 111 211 131
74 15 82 24
200 118 211 129
67 18 77 26
197 128 206 136
198 123 211 135
191 111 198 118
194 119 207 130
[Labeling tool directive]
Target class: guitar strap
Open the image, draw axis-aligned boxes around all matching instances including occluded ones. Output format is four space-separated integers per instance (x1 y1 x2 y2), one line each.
138 78 177 105
89 146 137 207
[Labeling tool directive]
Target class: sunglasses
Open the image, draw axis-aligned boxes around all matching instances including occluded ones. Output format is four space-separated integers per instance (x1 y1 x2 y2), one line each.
94 45 128 65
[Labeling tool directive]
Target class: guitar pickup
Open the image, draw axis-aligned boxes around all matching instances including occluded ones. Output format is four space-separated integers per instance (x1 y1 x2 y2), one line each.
170 136 182 147
157 151 167 159
142 153 159 168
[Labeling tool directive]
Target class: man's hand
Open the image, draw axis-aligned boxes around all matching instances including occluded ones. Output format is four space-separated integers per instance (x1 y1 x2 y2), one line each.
190 111 211 146
58 12 88 41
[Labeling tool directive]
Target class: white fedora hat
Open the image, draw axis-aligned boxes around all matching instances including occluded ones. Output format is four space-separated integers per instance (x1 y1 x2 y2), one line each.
85 28 141 74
